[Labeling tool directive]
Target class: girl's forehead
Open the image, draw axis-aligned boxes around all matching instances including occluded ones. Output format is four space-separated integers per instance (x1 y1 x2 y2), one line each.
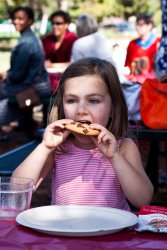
64 75 108 92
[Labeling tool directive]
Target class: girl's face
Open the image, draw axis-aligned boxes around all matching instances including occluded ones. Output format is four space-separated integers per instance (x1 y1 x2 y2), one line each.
12 10 32 32
63 75 112 127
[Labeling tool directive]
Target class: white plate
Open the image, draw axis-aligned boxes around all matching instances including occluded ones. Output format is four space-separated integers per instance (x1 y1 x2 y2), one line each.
16 205 138 237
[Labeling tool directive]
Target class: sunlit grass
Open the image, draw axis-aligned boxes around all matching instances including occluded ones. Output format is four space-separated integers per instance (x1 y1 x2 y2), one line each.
0 50 10 71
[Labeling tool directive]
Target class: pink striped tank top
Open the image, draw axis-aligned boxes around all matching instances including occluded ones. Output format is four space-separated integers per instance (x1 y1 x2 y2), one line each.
51 141 130 211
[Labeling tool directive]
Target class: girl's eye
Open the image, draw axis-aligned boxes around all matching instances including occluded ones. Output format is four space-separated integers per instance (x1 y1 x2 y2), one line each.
89 99 100 104
66 99 76 104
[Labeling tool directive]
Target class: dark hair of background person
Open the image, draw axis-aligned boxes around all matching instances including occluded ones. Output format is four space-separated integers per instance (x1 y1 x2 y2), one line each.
49 10 71 24
136 13 154 26
10 6 34 23
49 57 128 139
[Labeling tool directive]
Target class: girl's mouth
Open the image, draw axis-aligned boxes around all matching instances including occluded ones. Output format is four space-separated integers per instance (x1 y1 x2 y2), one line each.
77 120 91 125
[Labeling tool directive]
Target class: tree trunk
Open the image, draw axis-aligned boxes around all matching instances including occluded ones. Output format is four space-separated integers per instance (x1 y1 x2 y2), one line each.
56 0 69 11
28 0 43 19
2 0 11 18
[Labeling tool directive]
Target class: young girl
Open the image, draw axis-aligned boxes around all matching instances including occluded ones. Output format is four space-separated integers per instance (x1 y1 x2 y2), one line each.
13 58 153 210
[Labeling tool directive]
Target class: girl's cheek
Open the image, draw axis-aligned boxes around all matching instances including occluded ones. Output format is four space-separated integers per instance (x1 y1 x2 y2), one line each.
63 108 73 119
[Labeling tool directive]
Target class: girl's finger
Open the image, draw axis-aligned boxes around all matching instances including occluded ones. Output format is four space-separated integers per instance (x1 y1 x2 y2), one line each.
98 132 116 144
48 119 74 130
97 130 109 142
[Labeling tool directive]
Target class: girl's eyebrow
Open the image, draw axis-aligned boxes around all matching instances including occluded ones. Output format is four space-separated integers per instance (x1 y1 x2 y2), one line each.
86 94 105 98
63 94 77 99
63 94 77 97
63 94 104 98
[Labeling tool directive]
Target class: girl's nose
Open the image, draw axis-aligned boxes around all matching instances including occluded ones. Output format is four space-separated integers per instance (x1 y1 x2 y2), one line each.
76 102 88 115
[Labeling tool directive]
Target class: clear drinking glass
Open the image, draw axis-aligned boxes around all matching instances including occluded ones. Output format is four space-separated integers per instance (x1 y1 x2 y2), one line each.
0 176 34 219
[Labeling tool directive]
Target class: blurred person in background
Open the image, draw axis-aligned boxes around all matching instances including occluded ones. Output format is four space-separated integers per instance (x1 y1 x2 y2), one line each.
125 14 160 82
155 0 167 80
41 10 78 91
41 10 78 70
111 42 127 82
0 6 51 140
155 0 167 185
71 14 115 67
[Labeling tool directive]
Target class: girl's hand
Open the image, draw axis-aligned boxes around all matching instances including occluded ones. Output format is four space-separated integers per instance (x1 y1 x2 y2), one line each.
90 124 118 159
42 119 74 149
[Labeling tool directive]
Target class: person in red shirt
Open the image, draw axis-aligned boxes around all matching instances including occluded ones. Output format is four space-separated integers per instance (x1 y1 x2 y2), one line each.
41 10 77 68
41 10 78 90
125 14 160 75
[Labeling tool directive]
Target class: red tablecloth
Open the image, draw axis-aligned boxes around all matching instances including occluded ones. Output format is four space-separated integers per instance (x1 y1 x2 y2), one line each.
0 220 166 250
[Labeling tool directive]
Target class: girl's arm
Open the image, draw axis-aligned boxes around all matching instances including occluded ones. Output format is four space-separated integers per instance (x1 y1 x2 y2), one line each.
90 124 154 208
110 138 154 208
12 143 55 188
12 119 73 188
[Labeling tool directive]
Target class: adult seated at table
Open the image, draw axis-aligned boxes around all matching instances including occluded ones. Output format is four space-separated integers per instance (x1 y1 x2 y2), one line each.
41 10 78 90
124 13 160 84
71 14 115 66
0 6 51 140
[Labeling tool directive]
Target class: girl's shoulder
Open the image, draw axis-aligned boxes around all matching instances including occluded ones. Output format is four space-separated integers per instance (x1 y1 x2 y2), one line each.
119 138 139 154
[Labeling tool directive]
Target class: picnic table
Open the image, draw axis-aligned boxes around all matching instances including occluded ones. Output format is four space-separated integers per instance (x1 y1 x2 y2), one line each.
0 140 39 175
0 219 166 250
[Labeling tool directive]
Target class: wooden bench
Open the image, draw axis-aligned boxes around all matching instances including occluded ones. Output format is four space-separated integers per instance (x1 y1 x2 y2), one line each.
0 140 39 176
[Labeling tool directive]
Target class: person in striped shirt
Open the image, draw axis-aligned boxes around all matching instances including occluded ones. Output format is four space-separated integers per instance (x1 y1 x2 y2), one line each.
13 58 153 210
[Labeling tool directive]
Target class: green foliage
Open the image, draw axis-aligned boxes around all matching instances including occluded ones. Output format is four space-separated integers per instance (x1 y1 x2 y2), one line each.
69 0 161 23
0 0 8 19
0 0 161 25
70 0 116 21
147 0 161 27
115 0 149 18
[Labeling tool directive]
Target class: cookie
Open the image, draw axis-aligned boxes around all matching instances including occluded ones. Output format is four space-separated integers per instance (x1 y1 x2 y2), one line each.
65 122 100 136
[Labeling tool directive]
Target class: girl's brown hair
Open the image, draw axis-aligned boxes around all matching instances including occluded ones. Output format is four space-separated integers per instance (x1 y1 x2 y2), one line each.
48 57 128 139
